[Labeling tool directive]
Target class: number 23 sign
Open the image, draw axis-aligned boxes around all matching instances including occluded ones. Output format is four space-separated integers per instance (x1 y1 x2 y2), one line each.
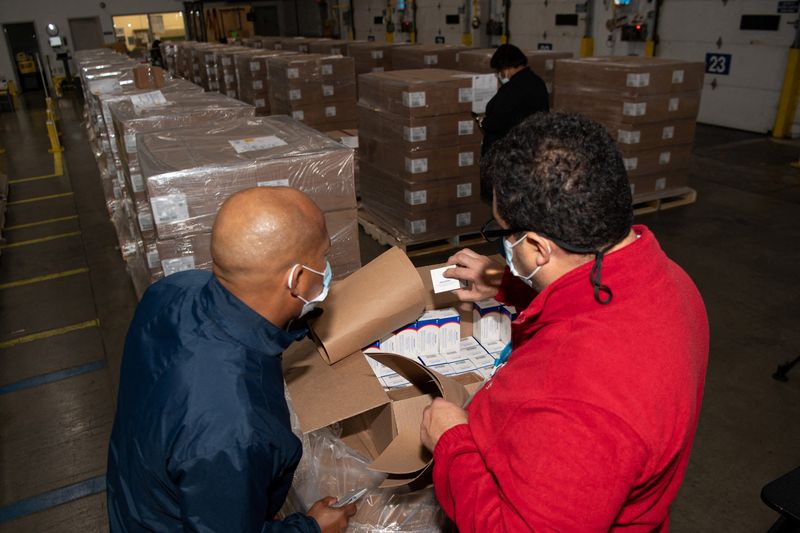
706 53 732 75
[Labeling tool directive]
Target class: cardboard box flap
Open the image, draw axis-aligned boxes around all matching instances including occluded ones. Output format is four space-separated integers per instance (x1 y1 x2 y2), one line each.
283 338 389 433
369 394 433 474
311 247 426 364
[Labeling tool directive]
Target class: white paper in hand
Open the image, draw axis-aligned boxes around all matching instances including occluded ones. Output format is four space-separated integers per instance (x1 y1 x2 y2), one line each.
430 265 465 294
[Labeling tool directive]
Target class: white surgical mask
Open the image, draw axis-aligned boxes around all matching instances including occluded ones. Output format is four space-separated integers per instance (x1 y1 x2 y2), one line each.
497 72 510 85
503 235 550 287
288 260 332 318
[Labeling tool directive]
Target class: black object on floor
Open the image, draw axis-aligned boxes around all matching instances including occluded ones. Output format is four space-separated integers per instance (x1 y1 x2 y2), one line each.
762 467 800 532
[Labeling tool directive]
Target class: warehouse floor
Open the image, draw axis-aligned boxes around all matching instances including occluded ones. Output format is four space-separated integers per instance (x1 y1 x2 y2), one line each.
0 92 798 532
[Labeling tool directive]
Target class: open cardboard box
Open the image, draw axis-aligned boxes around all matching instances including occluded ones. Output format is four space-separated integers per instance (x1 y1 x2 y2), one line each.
283 247 483 489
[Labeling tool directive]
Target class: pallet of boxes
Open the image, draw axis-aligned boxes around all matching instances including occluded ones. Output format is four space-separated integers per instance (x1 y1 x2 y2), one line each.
554 57 704 210
133 116 361 297
279 246 515 529
235 49 298 115
357 69 494 252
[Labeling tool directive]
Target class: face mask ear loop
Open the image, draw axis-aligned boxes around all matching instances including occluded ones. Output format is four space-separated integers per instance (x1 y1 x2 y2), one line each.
287 264 301 292
590 247 614 305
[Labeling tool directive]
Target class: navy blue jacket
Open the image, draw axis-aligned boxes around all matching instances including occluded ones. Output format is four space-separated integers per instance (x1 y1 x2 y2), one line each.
107 270 318 533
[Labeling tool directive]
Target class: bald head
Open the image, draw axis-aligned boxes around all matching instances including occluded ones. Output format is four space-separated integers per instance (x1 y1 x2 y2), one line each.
211 187 328 284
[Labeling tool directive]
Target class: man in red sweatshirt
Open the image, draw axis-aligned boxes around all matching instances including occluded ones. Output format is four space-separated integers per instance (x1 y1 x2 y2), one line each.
423 112 709 531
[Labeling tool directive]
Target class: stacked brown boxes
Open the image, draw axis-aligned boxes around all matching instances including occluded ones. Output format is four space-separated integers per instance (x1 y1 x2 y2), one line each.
159 41 178 74
197 44 230 91
268 54 358 130
137 116 360 280
324 129 360 196
214 46 249 98
390 44 468 71
309 39 355 55
256 36 284 50
235 50 297 115
189 43 220 86
554 57 704 199
358 69 489 241
346 42 397 75
457 48 572 102
175 41 195 79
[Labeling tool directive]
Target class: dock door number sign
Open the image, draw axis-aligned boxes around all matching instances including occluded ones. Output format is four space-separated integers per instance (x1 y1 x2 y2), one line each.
705 53 732 75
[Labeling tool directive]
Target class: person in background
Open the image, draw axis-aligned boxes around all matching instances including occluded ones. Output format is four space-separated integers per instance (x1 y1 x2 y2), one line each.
422 112 709 531
478 44 550 200
149 39 163 67
107 187 356 533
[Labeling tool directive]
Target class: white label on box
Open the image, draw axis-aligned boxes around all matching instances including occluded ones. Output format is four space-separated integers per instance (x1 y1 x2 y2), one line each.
459 151 474 167
546 82 553 94
459 87 473 103
146 248 160 269
371 50 384 59
130 90 168 114
623 102 647 117
545 59 555 70
224 74 234 84
406 219 427 235
456 212 472 227
341 136 359 148
292 110 305 120
669 97 680 112
229 135 288 153
253 80 264 90
323 84 334 97
162 256 196 277
89 78 120 94
405 157 428 174
151 194 189 226
456 182 472 198
449 359 478 375
630 183 636 196
430 266 463 294
402 91 426 108
250 61 261 72
222 57 232 66
672 69 685 84
257 178 291 187
289 89 301 100
325 105 337 117
403 126 427 142
299 45 309 53
458 120 474 135
137 210 154 232
659 151 671 165
331 47 342 55
322 64 333 75
124 133 137 153
627 72 651 88
662 126 675 140
618 130 641 145
131 173 145 193
255 98 266 108
372 66 385 72
655 177 667 191
404 189 427 205
287 67 299 79
423 54 438 65
623 157 639 171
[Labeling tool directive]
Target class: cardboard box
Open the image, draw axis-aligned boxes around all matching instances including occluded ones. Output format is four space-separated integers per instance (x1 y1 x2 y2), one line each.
358 69 474 118
359 160 481 211
362 201 490 242
555 57 705 97
324 129 360 194
256 36 284 50
554 90 702 125
138 116 356 239
285 101 359 131
390 44 468 71
308 39 357 56
346 42 399 74
607 119 697 151
457 48 572 79
629 171 690 200
619 143 692 179
359 136 481 181
132 65 165 89
357 103 481 148
154 208 361 280
235 50 299 113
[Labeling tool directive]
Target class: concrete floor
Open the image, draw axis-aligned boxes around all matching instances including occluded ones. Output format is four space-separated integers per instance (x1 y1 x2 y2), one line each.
0 91 798 531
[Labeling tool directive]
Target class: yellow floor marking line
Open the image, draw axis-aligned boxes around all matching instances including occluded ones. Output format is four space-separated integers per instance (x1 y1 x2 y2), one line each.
4 215 78 231
0 268 89 290
7 191 73 206
0 319 100 349
7 153 64 183
0 231 81 249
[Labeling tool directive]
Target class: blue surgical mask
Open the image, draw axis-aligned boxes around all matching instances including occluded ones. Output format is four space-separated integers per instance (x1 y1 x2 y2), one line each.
503 235 549 287
288 260 332 318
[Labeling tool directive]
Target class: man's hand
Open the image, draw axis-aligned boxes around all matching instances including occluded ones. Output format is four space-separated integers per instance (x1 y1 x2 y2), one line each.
307 497 356 533
442 249 505 302
421 398 469 452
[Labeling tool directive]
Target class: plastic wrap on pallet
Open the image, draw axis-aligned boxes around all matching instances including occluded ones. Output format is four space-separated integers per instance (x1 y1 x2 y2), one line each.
234 50 298 114
216 47 250 98
553 90 702 126
280 37 333 54
390 44 467 71
361 197 490 242
358 69 473 118
138 115 356 240
153 207 360 280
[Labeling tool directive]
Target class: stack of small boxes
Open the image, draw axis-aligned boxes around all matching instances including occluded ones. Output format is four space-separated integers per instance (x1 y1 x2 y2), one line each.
235 49 296 115
268 54 358 130
214 46 249 98
346 42 397 75
358 69 489 243
554 57 704 200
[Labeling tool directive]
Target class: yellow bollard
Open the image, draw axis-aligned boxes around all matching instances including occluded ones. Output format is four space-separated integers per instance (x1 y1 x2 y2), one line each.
773 48 800 139
580 37 594 58
462 32 473 46
645 40 655 58
47 120 63 153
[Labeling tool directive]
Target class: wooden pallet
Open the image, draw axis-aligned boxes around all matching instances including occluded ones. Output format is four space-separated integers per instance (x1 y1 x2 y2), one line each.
358 210 485 258
633 187 697 216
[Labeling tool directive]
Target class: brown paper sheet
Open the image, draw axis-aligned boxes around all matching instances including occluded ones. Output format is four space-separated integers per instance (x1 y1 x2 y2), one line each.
310 247 426 364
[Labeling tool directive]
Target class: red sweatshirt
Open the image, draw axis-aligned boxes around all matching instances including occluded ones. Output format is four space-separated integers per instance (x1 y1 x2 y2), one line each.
433 225 709 532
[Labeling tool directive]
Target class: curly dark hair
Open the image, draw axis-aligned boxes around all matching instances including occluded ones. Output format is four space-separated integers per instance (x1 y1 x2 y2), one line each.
490 44 528 71
486 112 633 253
